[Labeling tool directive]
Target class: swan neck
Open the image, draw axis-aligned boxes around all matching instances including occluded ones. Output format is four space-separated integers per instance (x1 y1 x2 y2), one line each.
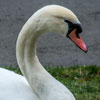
16 14 54 100
16 16 44 79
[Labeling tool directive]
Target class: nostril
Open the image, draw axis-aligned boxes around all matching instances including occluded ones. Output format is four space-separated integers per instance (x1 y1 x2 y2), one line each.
76 33 80 39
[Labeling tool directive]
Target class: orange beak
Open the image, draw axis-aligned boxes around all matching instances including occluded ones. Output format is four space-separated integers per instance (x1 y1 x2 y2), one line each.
68 29 88 53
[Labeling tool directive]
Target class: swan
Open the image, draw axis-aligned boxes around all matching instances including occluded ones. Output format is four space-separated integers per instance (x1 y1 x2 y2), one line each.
0 5 87 100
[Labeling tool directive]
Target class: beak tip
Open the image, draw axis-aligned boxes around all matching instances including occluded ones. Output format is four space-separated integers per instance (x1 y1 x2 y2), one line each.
84 48 88 53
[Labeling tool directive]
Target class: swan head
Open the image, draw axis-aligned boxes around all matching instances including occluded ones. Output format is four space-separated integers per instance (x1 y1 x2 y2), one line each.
34 5 87 52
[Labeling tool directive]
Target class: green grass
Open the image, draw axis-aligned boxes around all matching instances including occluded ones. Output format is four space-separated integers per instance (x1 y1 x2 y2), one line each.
1 65 100 100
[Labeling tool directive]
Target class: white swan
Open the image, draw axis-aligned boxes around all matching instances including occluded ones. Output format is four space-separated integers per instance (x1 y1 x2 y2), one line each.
0 5 87 100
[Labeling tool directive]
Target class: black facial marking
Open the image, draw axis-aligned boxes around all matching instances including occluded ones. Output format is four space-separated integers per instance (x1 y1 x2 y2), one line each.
64 20 82 37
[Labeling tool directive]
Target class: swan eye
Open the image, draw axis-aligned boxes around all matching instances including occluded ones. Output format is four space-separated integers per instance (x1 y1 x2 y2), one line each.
64 20 75 36
64 20 72 24
64 20 74 28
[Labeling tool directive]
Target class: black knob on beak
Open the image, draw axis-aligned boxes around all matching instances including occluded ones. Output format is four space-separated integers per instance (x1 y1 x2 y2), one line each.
75 23 82 34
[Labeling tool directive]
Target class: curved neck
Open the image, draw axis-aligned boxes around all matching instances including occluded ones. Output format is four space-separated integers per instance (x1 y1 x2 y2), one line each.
16 15 46 85
16 29 41 77
16 18 40 74
16 15 54 100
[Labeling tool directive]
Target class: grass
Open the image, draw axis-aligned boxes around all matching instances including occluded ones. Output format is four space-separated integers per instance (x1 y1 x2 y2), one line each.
1 65 100 100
